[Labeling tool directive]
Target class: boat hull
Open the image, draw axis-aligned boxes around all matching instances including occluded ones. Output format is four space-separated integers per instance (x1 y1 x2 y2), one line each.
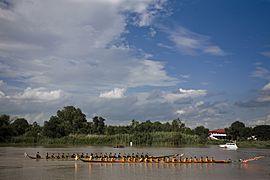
80 158 232 164
219 143 238 150
25 153 76 161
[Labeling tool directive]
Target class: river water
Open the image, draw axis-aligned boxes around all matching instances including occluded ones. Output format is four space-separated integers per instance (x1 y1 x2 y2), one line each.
0 146 269 180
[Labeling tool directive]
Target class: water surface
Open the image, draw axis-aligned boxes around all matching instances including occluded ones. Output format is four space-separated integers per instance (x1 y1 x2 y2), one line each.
0 146 269 180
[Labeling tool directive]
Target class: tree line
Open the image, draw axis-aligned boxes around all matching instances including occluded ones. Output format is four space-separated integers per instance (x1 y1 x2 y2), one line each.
1 106 270 144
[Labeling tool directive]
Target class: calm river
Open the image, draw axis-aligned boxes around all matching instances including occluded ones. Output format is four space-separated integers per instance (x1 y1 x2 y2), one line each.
0 146 269 180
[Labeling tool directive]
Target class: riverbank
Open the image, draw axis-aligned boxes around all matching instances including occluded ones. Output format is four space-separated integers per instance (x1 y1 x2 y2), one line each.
1 133 270 148
6 132 201 146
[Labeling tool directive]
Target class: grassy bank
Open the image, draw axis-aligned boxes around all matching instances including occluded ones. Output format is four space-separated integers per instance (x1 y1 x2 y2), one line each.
237 140 270 148
4 133 270 148
7 132 201 146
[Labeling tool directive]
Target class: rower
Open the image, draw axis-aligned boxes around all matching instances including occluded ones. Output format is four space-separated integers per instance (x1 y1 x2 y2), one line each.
89 154 93 160
144 157 148 163
46 153 49 159
71 154 76 158
160 157 165 163
85 153 90 158
193 156 198 163
80 153 84 158
171 157 177 162
205 156 209 162
36 152 41 159
66 153 70 158
145 153 149 158
178 156 182 163
61 153 65 158
51 153 55 159
199 156 204 162
56 153 60 159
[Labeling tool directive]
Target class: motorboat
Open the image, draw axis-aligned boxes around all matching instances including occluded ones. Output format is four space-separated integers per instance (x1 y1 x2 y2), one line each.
219 142 238 150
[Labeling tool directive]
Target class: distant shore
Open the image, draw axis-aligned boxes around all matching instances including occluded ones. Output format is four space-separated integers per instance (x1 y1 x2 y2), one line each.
1 135 270 148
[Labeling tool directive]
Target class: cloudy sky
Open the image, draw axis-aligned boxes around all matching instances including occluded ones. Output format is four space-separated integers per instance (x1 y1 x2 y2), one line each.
1 0 270 129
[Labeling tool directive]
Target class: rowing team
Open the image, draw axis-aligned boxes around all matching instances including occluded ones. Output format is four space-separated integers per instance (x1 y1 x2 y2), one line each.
86 156 218 163
36 152 219 163
37 152 157 159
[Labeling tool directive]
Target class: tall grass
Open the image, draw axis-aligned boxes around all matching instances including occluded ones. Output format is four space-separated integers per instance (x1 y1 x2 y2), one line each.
9 132 201 147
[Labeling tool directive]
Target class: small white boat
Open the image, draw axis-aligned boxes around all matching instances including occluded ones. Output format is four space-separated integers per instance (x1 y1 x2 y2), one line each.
219 143 238 150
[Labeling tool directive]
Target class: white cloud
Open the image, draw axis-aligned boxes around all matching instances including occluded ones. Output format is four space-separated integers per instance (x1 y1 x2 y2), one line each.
13 87 63 102
0 0 175 92
127 60 178 87
122 0 169 27
175 101 229 128
149 27 156 37
252 67 270 80
168 26 226 56
176 110 185 115
0 90 5 98
163 88 207 103
256 82 270 103
14 112 49 124
0 0 179 125
257 96 270 103
0 80 4 87
203 46 225 56
100 88 126 99
260 51 270 58
157 43 172 49
262 82 270 91
249 114 270 126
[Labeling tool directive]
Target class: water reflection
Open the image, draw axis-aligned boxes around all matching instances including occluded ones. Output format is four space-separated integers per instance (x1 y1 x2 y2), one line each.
84 162 229 175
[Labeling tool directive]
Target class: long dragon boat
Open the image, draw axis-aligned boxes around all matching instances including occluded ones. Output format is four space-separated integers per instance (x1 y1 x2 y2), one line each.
24 153 77 161
79 158 232 164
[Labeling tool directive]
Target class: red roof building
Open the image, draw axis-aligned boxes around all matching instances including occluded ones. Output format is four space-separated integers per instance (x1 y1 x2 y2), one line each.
209 129 226 134
208 129 227 140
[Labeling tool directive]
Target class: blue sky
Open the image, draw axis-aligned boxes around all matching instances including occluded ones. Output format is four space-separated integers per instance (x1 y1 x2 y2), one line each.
0 0 270 129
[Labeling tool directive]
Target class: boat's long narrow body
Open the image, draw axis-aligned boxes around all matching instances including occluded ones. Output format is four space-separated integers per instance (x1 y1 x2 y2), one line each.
80 158 232 164
25 153 76 161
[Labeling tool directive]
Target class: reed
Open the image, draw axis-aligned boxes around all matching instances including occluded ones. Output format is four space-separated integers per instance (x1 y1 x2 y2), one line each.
8 132 201 146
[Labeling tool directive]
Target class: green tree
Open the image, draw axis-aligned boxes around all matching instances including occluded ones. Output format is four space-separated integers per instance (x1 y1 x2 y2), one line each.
43 116 66 138
93 116 105 134
43 106 87 138
194 126 209 143
0 114 15 142
12 118 29 136
226 121 246 140
56 106 87 134
171 118 185 132
252 125 270 140
25 122 42 137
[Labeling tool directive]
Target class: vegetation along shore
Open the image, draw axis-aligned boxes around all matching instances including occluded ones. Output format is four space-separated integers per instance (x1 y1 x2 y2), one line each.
1 106 270 147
